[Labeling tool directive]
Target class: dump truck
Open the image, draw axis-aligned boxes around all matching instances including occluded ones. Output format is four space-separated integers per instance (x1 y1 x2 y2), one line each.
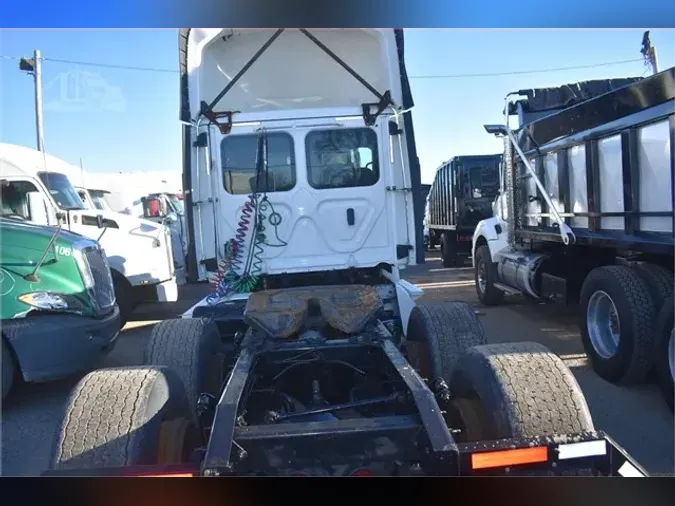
427 154 502 265
473 70 674 410
45 29 648 477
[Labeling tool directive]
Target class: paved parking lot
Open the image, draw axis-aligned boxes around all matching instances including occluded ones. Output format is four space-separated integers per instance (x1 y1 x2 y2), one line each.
1 254 673 476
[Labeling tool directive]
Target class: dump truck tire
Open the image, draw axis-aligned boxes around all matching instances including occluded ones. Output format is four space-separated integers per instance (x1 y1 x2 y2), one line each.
631 263 674 307
112 271 134 328
440 232 457 267
144 318 222 422
654 297 674 412
406 302 487 383
580 265 657 385
449 342 594 441
474 245 504 306
50 366 196 470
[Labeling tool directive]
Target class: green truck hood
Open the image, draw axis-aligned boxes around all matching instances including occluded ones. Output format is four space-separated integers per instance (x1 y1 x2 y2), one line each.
0 218 99 319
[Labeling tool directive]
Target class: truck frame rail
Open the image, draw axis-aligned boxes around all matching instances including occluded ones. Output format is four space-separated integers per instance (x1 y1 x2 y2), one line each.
42 335 650 478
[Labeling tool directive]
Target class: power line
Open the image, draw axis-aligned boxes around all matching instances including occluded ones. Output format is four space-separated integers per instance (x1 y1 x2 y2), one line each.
2 54 645 78
0 54 178 73
408 58 644 79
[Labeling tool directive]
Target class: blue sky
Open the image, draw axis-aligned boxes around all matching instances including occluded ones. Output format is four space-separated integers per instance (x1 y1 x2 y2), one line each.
1 29 673 184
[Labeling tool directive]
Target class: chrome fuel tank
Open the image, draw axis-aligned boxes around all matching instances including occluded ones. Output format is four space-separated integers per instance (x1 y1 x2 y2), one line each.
495 249 550 299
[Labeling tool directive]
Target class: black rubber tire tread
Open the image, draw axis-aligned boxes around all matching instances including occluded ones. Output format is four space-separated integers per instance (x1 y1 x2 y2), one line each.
50 366 191 470
579 265 657 385
631 263 674 308
474 245 504 306
112 272 133 328
144 318 222 421
407 302 487 382
450 342 594 440
654 296 674 412
2 339 15 401
440 233 457 268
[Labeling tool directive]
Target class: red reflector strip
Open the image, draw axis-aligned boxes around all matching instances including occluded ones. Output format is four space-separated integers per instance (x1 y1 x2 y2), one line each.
351 469 375 477
471 446 549 470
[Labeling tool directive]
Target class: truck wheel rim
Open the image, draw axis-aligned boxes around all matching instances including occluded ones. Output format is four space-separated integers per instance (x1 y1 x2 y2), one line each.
669 329 675 382
477 260 487 294
586 290 621 359
157 417 195 464
450 397 490 442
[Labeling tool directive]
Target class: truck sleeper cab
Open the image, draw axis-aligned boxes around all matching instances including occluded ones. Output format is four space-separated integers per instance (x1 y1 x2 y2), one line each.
1 218 120 400
0 145 179 326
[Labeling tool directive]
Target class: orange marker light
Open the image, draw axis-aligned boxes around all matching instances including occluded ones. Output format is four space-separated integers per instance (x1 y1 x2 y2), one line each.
471 447 548 470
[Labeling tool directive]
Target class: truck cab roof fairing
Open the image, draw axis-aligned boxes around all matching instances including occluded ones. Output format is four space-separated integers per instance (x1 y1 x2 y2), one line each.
179 29 411 122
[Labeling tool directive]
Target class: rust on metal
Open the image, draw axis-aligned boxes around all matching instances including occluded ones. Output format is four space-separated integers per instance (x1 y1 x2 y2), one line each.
244 285 382 339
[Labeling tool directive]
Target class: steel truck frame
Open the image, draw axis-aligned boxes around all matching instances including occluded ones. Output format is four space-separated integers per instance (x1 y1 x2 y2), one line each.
44 281 648 477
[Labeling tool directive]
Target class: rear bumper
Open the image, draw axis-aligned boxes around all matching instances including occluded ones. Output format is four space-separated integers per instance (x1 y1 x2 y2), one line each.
3 306 120 383
40 432 649 477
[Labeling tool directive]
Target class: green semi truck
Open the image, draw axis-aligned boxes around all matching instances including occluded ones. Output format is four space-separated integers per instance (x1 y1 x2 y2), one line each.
1 218 120 400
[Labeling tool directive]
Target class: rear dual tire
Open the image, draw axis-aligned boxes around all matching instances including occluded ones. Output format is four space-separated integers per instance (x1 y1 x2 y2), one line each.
654 296 674 412
407 302 594 467
50 318 224 471
144 318 223 424
449 342 594 441
440 233 458 268
580 264 673 386
50 366 197 470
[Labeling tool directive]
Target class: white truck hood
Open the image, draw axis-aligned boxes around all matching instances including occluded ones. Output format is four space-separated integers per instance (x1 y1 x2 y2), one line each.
70 208 163 237
68 209 173 285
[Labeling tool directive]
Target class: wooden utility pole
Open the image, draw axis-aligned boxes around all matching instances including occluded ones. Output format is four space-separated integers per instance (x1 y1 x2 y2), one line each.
19 50 45 151
641 31 659 75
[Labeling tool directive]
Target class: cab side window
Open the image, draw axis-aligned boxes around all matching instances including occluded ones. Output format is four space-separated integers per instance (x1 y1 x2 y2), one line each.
0 180 39 221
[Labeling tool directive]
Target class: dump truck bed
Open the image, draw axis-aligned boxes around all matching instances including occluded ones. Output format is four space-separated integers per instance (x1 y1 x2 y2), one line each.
508 68 674 254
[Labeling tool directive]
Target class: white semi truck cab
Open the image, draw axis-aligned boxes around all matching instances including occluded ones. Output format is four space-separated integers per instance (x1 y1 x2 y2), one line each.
179 29 425 290
79 186 188 285
0 143 180 326
75 186 113 212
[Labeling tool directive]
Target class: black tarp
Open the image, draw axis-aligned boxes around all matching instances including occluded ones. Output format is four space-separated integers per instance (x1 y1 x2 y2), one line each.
508 77 644 115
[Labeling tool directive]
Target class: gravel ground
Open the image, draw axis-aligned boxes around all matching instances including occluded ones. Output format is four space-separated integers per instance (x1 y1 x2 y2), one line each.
1 254 673 476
